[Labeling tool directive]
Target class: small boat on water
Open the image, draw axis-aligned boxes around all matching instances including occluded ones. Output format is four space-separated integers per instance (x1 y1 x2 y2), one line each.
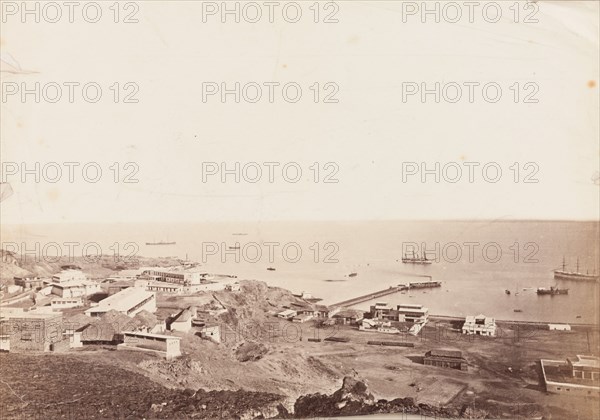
514 309 523 313
348 272 358 277
537 286 569 295
505 289 511 295
228 246 240 250
267 267 276 271
576 315 582 319
146 241 176 246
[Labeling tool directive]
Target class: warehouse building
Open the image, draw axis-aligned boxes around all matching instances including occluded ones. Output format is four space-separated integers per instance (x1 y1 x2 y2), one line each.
85 287 156 318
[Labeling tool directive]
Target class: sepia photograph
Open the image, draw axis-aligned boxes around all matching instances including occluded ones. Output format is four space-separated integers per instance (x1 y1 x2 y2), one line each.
1 1 599 419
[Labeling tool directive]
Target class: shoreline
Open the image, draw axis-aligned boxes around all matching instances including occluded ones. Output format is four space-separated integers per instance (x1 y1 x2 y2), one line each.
428 314 599 329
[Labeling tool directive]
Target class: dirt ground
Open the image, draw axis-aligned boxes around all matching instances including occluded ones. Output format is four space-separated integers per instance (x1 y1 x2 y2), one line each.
2 279 599 419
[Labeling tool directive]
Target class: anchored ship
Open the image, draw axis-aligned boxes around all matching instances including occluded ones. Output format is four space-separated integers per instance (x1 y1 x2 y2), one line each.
408 281 441 289
553 257 599 282
537 286 569 296
402 250 433 265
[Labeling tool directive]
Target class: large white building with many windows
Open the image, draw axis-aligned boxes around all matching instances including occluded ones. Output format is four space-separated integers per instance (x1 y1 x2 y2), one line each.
462 314 497 336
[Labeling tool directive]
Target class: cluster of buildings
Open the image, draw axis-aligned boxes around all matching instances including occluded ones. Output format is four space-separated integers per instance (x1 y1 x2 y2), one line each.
0 264 243 359
106 267 240 295
169 306 221 343
275 303 343 323
358 302 430 336
10 269 101 304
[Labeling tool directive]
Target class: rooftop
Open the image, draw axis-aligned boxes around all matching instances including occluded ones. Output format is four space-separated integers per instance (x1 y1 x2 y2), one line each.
173 308 193 322
123 331 181 340
88 287 154 312
569 355 600 369
278 309 297 316
52 279 98 288
542 359 600 388
427 348 463 359
1 308 61 320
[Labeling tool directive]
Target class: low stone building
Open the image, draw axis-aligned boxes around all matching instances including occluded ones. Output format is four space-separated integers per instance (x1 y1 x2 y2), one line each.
424 348 468 371
0 309 67 352
541 355 600 396
120 331 181 359
199 324 221 343
14 276 44 290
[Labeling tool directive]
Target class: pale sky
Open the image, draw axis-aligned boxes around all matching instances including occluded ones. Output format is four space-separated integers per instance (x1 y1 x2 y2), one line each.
1 1 598 224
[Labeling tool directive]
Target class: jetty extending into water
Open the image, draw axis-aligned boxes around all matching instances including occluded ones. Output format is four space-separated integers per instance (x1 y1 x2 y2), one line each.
331 281 442 308
331 285 406 308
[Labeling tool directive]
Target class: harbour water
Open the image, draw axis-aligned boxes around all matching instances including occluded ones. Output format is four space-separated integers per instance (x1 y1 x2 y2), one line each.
2 220 598 324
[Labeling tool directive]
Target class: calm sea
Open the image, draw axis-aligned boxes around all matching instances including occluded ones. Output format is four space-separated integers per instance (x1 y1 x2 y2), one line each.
2 220 599 324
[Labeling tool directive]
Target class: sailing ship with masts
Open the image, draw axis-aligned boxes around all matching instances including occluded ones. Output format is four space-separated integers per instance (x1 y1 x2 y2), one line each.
553 257 599 282
402 250 433 265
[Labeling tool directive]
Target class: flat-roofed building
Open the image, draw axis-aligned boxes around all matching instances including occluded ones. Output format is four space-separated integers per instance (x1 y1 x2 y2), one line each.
462 314 496 336
333 309 364 325
51 269 88 284
85 287 156 318
541 355 600 396
225 282 241 291
548 324 571 331
14 276 44 290
51 297 84 309
138 268 212 286
368 302 429 324
277 309 297 319
0 309 66 352
292 314 314 323
199 324 221 343
397 304 429 324
51 280 100 298
120 331 181 360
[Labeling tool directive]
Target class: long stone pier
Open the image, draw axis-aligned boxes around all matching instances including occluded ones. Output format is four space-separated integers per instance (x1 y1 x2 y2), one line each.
331 285 407 308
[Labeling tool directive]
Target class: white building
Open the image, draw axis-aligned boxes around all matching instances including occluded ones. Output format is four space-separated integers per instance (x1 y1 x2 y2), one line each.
85 287 156 318
51 280 100 298
170 308 193 333
120 331 181 360
138 268 213 286
276 309 297 319
51 269 88 284
397 304 429 324
462 314 497 336
548 324 571 331
199 324 221 343
51 297 84 309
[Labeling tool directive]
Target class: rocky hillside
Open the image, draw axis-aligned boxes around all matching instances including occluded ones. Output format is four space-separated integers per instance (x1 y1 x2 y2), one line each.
294 376 459 418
